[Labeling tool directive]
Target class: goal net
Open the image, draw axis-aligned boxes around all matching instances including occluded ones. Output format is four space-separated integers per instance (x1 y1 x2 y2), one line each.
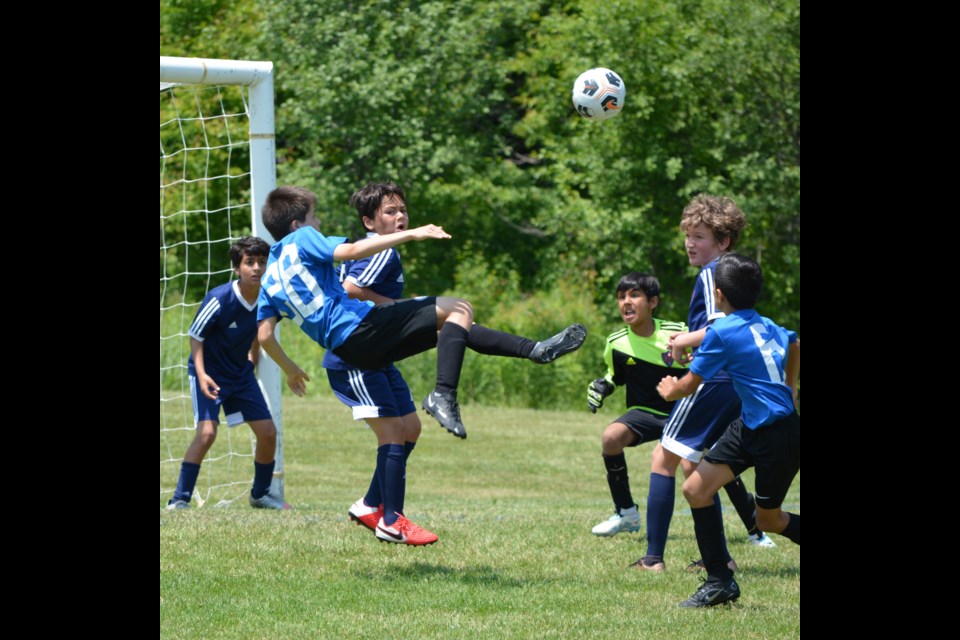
160 57 283 508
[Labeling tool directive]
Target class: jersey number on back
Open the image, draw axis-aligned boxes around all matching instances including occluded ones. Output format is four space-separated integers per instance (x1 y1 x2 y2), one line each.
264 243 325 325
749 323 785 384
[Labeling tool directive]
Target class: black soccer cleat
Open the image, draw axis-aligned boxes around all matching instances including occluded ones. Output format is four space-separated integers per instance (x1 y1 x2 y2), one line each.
528 323 588 364
678 577 741 608
422 390 467 439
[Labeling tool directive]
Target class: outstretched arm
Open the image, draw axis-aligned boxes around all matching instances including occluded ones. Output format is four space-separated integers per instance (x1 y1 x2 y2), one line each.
257 316 311 397
333 225 451 262
657 371 704 402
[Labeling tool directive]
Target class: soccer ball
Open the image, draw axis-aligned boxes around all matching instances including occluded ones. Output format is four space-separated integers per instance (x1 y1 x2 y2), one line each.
571 68 626 121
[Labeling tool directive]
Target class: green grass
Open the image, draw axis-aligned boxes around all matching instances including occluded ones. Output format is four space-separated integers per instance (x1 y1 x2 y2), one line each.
160 395 800 639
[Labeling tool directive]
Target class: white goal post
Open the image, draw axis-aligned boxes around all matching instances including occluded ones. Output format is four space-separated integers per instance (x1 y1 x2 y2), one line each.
160 56 285 506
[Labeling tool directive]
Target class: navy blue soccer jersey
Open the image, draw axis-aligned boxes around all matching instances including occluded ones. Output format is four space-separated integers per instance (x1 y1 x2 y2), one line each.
688 258 724 334
690 309 797 429
322 238 405 371
188 281 258 386
257 227 374 350
342 233 404 299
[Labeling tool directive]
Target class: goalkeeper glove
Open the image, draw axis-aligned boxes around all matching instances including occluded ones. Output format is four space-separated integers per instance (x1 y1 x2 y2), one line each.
587 378 615 413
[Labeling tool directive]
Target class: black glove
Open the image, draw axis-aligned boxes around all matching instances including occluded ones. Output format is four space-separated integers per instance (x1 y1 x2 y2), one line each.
587 378 615 413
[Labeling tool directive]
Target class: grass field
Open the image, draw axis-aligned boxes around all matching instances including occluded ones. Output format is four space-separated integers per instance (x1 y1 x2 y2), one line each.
160 394 800 639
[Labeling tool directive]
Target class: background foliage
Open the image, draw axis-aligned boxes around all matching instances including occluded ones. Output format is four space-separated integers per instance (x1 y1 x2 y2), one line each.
161 0 800 406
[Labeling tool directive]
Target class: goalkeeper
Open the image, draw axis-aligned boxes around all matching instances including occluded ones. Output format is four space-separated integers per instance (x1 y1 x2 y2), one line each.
586 273 688 538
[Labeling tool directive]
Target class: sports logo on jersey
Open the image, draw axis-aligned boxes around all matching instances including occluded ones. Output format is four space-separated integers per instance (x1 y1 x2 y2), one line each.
661 351 675 366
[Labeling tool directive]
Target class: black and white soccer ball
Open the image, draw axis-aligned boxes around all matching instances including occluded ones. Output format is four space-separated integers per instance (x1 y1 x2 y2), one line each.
572 68 626 121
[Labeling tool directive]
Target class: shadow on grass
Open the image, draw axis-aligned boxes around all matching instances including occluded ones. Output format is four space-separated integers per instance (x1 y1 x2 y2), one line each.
352 562 528 587
736 565 801 578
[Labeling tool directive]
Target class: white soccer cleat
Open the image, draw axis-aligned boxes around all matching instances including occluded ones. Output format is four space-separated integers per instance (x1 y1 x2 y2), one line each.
591 506 641 536
747 532 777 548
165 499 190 510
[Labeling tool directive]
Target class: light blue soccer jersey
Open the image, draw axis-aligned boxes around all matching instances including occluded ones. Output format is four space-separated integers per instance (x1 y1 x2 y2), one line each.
322 235 405 371
257 227 374 350
690 309 797 429
188 281 257 386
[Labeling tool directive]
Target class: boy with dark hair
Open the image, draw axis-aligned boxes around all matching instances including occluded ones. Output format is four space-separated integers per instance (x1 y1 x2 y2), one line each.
256 185 586 542
630 195 771 573
586 273 688 537
166 236 289 511
658 253 800 607
322 182 432 545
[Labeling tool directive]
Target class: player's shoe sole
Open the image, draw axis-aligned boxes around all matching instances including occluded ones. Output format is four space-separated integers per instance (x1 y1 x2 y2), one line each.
529 323 588 364
422 391 467 439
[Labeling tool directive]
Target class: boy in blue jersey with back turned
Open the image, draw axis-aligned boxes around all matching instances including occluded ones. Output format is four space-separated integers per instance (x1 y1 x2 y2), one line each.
166 236 289 511
256 185 587 543
321 182 434 545
658 253 800 607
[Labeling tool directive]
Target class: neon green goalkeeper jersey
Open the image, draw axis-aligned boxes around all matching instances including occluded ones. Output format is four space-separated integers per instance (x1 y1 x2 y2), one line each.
601 319 689 416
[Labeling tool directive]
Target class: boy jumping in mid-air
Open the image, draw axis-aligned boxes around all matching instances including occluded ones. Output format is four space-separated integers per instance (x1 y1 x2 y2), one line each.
166 236 289 511
658 253 800 607
256 185 586 543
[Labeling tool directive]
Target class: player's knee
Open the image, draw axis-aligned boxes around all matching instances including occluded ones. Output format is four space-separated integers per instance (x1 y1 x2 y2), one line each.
405 423 422 442
681 477 710 505
600 426 624 454
258 423 277 444
197 430 218 450
455 298 474 322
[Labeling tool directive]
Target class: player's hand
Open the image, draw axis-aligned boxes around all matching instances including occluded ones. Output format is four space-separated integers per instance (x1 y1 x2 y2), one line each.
587 378 615 413
657 375 679 400
409 224 451 241
286 368 311 397
671 341 693 365
199 373 220 400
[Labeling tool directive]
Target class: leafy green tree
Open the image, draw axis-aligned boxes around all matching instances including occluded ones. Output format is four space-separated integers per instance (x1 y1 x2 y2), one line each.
160 0 800 406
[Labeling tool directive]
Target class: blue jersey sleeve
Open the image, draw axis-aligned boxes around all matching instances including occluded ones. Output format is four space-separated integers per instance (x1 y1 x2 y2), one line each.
257 287 281 322
689 326 727 381
343 248 404 299
189 291 221 341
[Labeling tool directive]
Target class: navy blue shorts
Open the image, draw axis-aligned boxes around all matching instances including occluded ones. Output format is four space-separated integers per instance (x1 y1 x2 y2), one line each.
705 412 801 510
190 373 272 426
616 409 668 446
326 364 417 420
660 379 741 463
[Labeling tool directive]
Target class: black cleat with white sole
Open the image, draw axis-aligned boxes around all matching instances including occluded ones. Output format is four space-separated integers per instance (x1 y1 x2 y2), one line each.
528 323 588 364
422 390 467 439
678 577 740 608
